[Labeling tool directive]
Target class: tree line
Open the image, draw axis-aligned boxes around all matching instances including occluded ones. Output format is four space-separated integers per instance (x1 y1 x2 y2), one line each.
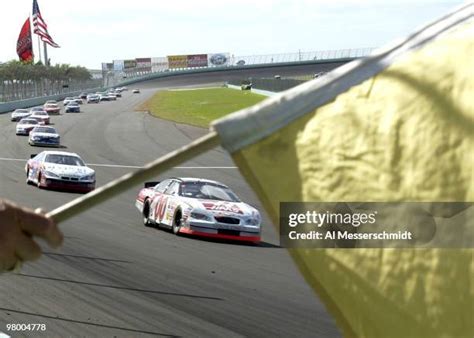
0 60 91 82
0 60 96 102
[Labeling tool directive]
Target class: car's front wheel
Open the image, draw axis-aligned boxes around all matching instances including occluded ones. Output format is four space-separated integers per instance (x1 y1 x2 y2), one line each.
37 172 43 188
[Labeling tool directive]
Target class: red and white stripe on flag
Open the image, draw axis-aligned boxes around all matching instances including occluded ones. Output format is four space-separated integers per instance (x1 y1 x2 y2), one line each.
32 0 60 48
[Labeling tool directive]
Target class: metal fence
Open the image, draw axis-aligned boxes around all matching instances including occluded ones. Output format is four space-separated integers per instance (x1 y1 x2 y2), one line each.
0 79 102 103
230 48 373 66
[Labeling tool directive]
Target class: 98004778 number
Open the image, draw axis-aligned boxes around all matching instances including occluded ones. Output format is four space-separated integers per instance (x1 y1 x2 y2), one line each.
6 323 46 331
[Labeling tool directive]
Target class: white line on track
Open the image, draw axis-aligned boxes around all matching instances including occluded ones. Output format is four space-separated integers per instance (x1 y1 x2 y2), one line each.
0 157 237 169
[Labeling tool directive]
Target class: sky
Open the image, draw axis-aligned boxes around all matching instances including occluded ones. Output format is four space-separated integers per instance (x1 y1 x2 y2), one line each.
0 0 466 69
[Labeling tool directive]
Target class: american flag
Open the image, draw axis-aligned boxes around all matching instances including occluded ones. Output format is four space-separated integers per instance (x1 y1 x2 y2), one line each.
32 0 60 48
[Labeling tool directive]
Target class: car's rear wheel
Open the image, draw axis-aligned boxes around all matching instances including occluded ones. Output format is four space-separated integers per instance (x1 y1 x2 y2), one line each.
143 201 152 227
26 168 31 185
172 210 183 235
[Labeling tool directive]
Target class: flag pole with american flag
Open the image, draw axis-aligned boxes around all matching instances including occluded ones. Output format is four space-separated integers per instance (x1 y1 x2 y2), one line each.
32 0 60 66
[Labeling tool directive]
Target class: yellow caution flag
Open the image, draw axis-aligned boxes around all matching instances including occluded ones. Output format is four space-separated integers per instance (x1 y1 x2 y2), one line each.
212 4 473 338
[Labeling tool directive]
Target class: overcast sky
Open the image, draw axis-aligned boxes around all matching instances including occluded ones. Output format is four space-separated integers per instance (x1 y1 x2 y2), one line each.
0 0 465 69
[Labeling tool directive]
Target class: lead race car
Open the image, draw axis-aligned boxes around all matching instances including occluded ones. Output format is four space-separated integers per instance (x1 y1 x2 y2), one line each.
26 150 95 193
136 178 261 243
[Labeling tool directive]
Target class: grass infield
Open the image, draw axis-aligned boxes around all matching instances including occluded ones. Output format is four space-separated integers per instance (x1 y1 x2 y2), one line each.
138 87 266 128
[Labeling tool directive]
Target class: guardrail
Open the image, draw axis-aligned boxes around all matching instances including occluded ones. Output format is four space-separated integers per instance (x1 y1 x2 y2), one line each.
0 87 104 114
0 79 102 103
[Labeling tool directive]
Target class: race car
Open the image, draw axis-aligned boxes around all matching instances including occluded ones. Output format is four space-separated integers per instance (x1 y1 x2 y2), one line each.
26 151 96 193
28 126 60 147
135 178 261 243
30 106 45 113
63 97 76 105
98 93 110 101
132 89 140 94
43 103 61 115
11 109 31 122
73 96 83 104
16 118 40 135
65 102 81 113
30 111 50 125
86 94 100 103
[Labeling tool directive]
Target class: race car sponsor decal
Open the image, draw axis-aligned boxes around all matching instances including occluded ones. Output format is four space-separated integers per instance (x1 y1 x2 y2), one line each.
201 202 243 214
164 200 175 223
155 196 169 223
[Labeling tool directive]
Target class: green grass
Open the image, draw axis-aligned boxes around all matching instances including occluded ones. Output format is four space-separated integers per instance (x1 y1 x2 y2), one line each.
139 87 266 128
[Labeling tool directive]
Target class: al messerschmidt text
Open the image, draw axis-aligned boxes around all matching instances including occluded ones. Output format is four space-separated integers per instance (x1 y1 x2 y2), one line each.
289 230 413 240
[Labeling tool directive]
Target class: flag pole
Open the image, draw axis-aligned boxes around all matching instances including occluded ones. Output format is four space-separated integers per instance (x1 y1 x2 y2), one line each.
46 131 220 223
43 41 48 66
37 35 42 63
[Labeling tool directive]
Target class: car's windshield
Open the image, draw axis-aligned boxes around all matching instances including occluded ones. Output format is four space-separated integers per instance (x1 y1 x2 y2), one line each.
19 119 38 125
33 111 47 116
45 154 85 166
181 182 240 202
33 127 56 134
15 109 29 114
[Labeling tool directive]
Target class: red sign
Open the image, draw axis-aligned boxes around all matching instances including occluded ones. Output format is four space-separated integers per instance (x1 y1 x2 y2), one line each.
187 54 208 68
17 17 33 63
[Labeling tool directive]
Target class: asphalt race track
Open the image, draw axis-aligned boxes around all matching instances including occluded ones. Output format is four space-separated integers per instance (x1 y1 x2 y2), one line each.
0 83 341 337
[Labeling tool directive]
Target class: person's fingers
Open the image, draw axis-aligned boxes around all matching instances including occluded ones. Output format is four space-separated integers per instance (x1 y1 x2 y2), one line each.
14 206 63 248
34 208 63 248
14 233 42 262
0 253 18 272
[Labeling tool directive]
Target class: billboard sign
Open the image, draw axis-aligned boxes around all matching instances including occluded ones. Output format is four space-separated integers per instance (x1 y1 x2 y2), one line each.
167 55 188 69
113 59 124 71
124 59 137 69
187 54 208 68
208 53 230 66
152 57 169 72
136 57 152 72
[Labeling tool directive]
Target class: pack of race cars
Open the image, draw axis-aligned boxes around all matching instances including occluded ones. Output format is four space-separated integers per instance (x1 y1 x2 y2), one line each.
8 86 262 243
10 88 128 193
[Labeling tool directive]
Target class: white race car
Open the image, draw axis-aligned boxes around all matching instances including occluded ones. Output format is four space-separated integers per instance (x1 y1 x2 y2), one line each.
16 118 40 135
86 94 100 103
63 97 76 105
26 151 96 193
11 109 31 122
30 111 50 125
136 177 261 243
